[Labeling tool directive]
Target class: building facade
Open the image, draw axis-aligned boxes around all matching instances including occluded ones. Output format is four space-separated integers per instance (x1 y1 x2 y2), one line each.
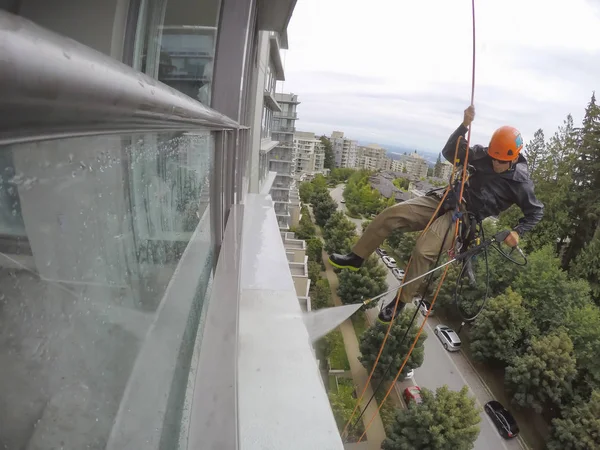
330 131 357 168
293 131 326 175
270 93 301 229
0 3 343 450
356 143 388 171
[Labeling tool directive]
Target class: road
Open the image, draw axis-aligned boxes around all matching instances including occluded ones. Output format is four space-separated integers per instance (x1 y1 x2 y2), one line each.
328 184 522 450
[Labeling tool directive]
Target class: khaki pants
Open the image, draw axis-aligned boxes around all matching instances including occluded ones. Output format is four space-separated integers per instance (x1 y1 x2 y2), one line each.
353 195 454 304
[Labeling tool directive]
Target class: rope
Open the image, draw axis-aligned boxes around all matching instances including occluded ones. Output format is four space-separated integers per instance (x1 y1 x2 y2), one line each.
354 0 477 442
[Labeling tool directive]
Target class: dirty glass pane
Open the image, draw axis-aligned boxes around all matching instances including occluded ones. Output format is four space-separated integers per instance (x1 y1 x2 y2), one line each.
0 130 214 449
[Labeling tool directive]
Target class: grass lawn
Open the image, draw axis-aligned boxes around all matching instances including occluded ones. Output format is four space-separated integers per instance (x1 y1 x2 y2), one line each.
328 374 338 394
351 311 369 339
329 328 351 370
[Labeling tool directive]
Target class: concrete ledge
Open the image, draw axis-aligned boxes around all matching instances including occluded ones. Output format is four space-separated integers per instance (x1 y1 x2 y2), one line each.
238 193 343 450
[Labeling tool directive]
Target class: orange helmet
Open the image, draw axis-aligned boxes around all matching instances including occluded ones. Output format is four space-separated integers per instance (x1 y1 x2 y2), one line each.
488 126 523 161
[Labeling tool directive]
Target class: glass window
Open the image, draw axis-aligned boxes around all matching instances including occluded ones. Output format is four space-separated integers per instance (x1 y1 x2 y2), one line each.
0 131 214 449
133 0 221 106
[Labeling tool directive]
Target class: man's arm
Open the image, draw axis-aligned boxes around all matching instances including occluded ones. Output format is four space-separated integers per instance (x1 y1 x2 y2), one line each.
513 180 544 236
442 106 487 165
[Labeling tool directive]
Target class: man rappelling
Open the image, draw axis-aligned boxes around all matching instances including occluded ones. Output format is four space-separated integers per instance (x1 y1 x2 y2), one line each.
328 105 544 323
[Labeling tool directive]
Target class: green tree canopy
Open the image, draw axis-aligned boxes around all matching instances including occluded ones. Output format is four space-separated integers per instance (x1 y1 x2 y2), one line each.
505 330 577 413
511 245 591 332
308 260 320 285
306 237 323 263
382 386 480 450
564 304 600 395
337 255 387 306
312 191 337 227
570 226 600 304
359 310 426 381
547 390 600 450
294 209 316 239
298 181 314 204
323 211 357 254
469 289 535 365
392 178 410 191
320 136 335 170
328 379 364 442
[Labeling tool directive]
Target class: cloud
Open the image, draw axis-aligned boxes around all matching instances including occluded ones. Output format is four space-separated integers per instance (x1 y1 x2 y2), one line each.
282 0 600 152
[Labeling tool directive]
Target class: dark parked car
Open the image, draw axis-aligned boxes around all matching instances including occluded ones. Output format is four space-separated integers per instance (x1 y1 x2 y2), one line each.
485 400 520 439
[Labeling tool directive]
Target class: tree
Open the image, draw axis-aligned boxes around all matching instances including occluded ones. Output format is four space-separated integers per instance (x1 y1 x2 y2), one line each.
320 136 335 170
312 191 337 227
361 219 372 233
524 128 545 175
306 238 323 263
323 212 356 254
394 231 418 262
337 255 388 306
511 245 590 332
564 93 600 267
547 390 600 450
564 304 600 396
299 181 314 203
433 153 443 178
382 386 480 450
386 228 404 249
469 289 535 365
392 178 410 191
427 167 434 177
359 310 426 381
308 260 320 285
311 278 331 310
570 226 600 304
295 212 316 239
505 330 577 413
329 168 355 183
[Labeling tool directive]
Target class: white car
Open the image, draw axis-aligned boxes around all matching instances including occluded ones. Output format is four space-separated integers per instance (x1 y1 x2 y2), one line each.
392 268 405 279
419 300 434 317
434 325 462 352
382 256 397 268
405 368 415 379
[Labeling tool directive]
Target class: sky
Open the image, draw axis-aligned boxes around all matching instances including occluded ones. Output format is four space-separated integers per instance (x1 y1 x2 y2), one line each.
280 0 600 153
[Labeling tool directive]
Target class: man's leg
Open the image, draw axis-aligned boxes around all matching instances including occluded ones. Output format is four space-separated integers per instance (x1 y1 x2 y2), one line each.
379 211 454 322
329 195 442 270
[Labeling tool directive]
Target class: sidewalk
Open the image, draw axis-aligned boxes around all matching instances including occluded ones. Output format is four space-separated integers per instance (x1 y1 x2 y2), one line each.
323 250 386 450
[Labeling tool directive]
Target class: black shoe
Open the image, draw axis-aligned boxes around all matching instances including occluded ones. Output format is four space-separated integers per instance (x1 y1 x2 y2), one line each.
378 299 406 323
464 259 476 285
329 252 364 271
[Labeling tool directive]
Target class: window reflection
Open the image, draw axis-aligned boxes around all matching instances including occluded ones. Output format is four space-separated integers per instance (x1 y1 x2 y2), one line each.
0 131 213 449
134 0 221 106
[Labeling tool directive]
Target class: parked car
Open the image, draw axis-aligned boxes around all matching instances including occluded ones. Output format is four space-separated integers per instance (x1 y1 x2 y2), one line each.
434 324 461 352
418 300 433 316
375 247 388 257
485 401 520 439
382 256 397 268
391 268 405 279
403 386 422 405
340 199 346 203
405 368 415 379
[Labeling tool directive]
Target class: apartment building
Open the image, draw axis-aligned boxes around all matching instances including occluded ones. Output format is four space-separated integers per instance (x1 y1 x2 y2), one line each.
436 160 454 180
0 4 343 450
391 152 429 178
293 131 326 175
356 143 388 171
270 93 301 229
330 131 357 168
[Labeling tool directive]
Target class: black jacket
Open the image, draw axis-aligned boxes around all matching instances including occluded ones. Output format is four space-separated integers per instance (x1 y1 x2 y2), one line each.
441 124 544 235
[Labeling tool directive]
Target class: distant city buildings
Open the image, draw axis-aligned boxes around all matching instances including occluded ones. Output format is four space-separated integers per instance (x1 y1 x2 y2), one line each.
293 131 326 175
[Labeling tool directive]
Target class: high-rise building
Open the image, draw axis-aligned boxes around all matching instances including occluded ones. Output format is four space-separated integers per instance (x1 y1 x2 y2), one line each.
356 144 388 170
437 160 454 180
0 3 345 450
330 131 357 168
271 93 301 229
293 131 325 175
